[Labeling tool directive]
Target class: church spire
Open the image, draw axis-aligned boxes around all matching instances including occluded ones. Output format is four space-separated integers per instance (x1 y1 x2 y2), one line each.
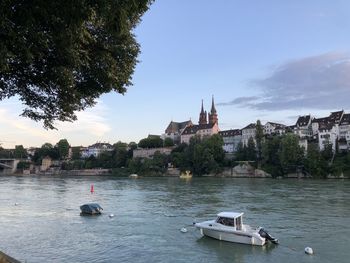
210 95 217 114
198 99 207 125
201 99 205 114
208 95 218 125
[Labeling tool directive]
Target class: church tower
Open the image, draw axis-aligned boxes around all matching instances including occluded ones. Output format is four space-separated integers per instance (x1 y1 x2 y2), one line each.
208 95 218 125
198 99 207 125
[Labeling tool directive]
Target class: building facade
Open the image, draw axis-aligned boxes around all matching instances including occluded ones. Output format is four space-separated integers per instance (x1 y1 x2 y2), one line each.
219 129 242 153
241 123 256 146
180 97 219 144
264 122 286 135
81 143 114 158
162 120 193 144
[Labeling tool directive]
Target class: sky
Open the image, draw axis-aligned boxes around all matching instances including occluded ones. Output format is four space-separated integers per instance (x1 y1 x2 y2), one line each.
1 0 350 148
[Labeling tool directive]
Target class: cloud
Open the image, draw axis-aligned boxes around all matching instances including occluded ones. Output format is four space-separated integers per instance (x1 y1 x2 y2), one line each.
219 52 350 111
56 101 111 137
217 96 259 106
0 100 111 147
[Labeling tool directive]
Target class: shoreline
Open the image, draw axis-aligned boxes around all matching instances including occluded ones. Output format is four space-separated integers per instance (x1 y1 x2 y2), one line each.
0 169 350 180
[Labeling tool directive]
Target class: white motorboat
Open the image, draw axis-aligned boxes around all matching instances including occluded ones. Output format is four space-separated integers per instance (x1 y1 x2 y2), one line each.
195 212 278 246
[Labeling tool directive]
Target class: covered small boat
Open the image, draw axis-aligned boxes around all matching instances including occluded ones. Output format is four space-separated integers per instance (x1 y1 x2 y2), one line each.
195 212 278 246
80 203 103 215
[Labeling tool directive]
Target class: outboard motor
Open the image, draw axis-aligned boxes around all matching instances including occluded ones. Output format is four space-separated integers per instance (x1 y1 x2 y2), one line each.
259 228 279 244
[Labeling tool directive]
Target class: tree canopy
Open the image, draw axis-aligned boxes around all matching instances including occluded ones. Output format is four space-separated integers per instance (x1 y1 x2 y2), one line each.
57 139 70 159
0 0 153 128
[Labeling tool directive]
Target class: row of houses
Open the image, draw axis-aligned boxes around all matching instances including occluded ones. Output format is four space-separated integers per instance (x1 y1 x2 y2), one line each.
222 110 350 153
21 100 350 160
163 107 350 154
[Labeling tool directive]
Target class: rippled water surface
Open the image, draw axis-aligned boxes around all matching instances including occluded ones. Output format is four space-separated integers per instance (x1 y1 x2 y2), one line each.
0 176 349 263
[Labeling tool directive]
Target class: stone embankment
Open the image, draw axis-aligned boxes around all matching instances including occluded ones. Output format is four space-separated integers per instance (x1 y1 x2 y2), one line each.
38 169 112 176
216 163 271 178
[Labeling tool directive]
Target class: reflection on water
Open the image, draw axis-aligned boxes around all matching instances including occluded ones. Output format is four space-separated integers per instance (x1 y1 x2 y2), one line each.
0 176 349 263
196 236 277 263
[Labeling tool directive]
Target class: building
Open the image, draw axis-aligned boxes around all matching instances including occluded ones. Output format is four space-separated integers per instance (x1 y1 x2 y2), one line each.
81 142 113 158
310 110 347 152
133 147 173 159
294 115 313 138
241 123 256 146
329 110 344 124
264 122 286 135
180 97 219 144
219 129 242 153
181 123 219 144
311 117 330 137
339 113 350 151
162 120 192 144
318 123 338 151
41 156 52 171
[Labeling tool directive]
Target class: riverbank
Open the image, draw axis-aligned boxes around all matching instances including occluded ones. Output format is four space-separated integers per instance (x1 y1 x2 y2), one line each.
5 164 348 178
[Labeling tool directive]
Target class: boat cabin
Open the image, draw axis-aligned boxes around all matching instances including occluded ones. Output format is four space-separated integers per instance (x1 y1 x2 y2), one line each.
216 212 243 230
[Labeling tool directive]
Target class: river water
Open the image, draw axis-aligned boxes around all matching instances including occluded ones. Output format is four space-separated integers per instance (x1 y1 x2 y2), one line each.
0 176 349 263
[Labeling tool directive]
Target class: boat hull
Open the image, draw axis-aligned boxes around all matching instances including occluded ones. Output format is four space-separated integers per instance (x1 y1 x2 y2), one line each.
195 221 266 246
200 228 265 246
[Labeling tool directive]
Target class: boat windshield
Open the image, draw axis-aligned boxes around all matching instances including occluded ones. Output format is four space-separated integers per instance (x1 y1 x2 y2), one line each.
216 217 235 227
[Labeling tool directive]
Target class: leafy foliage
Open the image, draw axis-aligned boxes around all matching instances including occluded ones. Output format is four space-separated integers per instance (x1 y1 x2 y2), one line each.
164 137 174 147
138 136 163 149
14 145 27 159
57 139 70 159
32 143 59 164
255 120 264 166
169 134 225 175
234 138 257 164
0 0 153 128
279 134 304 173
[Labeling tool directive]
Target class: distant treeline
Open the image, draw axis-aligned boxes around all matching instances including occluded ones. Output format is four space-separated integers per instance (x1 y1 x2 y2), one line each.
2 125 349 177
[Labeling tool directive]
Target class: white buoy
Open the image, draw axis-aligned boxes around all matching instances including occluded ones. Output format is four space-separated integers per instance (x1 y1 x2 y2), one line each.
15 203 19 206
180 227 188 233
109 214 114 218
305 247 314 255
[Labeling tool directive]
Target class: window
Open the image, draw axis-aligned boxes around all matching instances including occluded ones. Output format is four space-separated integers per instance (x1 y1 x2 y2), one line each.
216 217 235 227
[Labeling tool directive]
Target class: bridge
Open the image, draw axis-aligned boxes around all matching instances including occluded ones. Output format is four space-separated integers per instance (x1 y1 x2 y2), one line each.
0 159 21 174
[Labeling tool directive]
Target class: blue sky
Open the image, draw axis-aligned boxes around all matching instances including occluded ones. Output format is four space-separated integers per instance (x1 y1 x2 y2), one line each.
1 0 350 148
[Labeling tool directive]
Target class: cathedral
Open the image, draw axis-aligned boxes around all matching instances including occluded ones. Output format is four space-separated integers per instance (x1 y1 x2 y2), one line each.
198 96 218 125
180 96 220 144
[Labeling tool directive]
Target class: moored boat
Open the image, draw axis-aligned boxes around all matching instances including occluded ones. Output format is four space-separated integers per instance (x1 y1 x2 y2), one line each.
80 203 103 215
195 212 278 246
179 170 192 179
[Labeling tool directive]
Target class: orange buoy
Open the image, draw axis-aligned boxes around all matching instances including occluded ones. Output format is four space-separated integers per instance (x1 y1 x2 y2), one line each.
90 184 94 193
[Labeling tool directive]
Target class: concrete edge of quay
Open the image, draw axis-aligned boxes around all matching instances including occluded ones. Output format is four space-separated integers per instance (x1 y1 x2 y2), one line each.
0 251 21 263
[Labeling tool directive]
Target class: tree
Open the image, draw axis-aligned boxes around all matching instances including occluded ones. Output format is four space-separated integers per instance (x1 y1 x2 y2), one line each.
14 145 27 159
164 137 174 147
234 142 246 161
261 136 282 177
57 139 70 159
32 143 59 163
128 142 138 151
279 134 304 174
0 0 153 128
304 143 327 178
71 147 81 160
255 120 264 167
138 136 163 149
114 147 128 168
113 141 128 150
246 137 257 162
